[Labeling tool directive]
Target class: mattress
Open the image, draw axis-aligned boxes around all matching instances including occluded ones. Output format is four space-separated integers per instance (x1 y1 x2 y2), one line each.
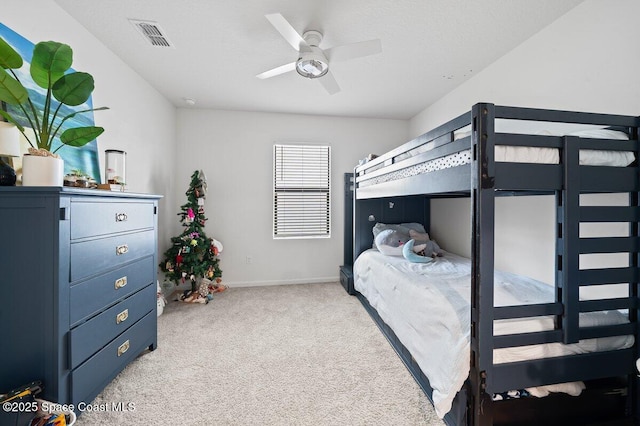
353 249 635 418
360 128 635 188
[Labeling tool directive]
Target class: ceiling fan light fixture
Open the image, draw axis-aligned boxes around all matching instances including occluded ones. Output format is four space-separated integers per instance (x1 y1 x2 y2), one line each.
296 51 329 79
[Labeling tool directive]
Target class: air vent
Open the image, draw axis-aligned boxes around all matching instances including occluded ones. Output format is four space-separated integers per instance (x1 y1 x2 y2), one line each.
129 19 174 48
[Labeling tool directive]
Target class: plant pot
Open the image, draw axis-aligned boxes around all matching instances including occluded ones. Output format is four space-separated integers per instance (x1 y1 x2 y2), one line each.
21 155 64 187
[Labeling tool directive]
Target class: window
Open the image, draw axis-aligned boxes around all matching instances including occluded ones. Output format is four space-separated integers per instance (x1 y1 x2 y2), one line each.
273 144 331 239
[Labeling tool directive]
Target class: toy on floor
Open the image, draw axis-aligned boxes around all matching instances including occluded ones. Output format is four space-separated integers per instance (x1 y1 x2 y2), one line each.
157 281 167 316
175 277 228 304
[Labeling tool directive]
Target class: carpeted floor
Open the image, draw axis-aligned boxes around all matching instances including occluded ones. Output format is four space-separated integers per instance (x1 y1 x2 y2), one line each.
74 282 445 425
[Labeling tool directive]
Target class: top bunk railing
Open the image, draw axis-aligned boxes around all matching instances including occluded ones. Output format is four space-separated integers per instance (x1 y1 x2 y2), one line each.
354 103 640 199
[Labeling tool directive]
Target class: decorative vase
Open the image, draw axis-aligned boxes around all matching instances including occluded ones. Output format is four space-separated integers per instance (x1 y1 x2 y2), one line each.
21 154 64 186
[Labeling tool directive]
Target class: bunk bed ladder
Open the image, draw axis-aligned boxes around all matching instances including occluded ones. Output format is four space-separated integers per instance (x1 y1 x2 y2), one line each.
557 125 640 423
470 103 496 426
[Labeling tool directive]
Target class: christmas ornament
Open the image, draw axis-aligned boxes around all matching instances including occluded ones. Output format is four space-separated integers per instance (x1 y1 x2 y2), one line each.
198 170 208 195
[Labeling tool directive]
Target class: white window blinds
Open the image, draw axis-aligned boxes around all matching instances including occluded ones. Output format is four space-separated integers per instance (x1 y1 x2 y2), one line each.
273 144 331 239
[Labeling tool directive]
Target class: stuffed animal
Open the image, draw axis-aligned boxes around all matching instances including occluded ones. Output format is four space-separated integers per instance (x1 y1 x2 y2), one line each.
374 225 443 257
403 239 432 263
374 228 424 256
409 229 443 257
157 281 167 316
402 239 443 263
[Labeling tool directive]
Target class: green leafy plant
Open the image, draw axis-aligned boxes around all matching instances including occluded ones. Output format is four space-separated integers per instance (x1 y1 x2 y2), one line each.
70 168 86 177
0 37 107 154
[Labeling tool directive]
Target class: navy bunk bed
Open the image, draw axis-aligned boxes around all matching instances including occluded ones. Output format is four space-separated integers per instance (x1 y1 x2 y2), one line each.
350 103 640 425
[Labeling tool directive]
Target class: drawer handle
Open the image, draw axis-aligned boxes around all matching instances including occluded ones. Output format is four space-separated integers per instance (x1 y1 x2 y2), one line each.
116 309 129 324
115 276 128 289
116 244 129 255
116 213 128 222
117 340 130 357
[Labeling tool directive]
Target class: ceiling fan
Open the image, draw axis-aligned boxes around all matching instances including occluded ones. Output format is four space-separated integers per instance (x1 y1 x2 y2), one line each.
256 13 382 95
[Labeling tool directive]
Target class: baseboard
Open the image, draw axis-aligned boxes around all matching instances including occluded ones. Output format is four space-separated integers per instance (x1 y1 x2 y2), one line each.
227 276 340 288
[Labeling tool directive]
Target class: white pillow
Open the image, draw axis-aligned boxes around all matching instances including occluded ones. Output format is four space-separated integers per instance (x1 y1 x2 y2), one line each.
568 129 629 140
569 129 634 167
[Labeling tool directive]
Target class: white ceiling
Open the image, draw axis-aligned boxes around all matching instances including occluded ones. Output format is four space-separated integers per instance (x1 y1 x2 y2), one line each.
55 0 583 120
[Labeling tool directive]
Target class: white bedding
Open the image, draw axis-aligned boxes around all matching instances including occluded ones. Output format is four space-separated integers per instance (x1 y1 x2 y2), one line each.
353 249 635 418
362 128 634 189
465 127 634 166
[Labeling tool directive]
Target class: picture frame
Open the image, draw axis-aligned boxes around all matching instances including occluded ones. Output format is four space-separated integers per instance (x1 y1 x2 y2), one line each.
0 22 102 183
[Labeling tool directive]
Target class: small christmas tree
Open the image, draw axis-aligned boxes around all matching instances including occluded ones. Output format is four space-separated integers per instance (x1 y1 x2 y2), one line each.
159 170 223 298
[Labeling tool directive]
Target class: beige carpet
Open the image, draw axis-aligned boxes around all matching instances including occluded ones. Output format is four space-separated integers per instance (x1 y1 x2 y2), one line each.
74 282 445 425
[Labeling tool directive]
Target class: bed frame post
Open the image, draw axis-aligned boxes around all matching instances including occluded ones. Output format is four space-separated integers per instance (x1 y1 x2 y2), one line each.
630 187 640 422
631 121 640 422
559 136 581 344
469 103 496 426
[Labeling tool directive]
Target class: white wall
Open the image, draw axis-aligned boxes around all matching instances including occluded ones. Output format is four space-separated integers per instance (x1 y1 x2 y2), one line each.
409 0 639 286
176 109 407 286
3 2 407 289
3 0 177 270
12 0 634 289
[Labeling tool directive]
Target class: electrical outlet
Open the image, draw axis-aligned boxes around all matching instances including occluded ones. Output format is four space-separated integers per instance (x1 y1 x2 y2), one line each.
246 256 253 264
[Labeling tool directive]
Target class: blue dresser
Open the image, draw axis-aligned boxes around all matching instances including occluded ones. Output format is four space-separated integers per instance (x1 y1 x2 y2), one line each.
0 187 161 407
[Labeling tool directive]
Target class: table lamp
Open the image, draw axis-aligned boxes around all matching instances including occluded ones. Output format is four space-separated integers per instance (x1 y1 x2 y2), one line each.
0 121 21 186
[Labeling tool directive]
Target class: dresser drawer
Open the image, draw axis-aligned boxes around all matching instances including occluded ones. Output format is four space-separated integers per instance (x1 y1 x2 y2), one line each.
71 311 155 405
69 284 155 369
70 256 154 326
70 229 155 282
70 200 155 240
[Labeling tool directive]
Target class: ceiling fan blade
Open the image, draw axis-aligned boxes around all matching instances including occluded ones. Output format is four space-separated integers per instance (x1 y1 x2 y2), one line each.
256 62 296 79
318 70 340 95
324 39 382 62
265 13 309 52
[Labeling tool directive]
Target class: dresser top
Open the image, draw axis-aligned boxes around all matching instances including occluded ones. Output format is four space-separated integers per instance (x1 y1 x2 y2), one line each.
0 186 163 199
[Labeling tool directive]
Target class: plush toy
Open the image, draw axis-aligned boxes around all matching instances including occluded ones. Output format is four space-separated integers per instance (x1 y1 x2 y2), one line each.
157 281 167 316
409 229 430 242
402 239 443 263
409 229 443 257
375 229 409 256
402 239 433 263
374 225 442 256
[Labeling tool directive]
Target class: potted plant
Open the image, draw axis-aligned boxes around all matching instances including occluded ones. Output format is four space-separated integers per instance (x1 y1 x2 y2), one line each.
0 36 107 186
